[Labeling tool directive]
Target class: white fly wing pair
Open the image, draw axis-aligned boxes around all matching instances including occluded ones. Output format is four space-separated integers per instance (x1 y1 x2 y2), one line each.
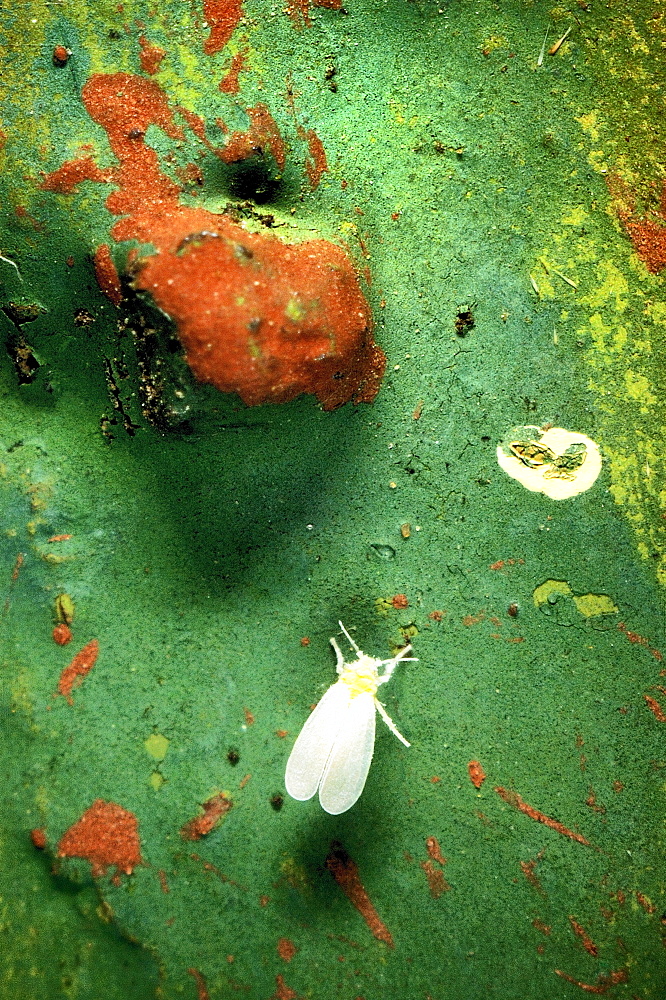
285 681 377 815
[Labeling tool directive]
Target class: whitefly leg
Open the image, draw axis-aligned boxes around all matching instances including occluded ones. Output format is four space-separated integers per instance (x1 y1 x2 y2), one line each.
375 698 410 747
330 636 346 674
378 644 416 682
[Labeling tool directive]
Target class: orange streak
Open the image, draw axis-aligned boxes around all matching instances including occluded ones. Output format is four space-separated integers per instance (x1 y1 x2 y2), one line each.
57 639 100 703
554 969 628 993
568 916 598 956
187 968 210 1000
420 860 450 898
494 787 591 845
48 534 72 542
425 836 446 865
326 842 394 947
520 858 545 896
644 695 666 722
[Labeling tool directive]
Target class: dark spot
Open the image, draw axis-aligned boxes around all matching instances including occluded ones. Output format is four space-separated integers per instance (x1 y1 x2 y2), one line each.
270 794 284 812
6 335 40 384
454 307 475 337
227 748 240 766
481 435 491 442
233 242 253 261
508 602 519 618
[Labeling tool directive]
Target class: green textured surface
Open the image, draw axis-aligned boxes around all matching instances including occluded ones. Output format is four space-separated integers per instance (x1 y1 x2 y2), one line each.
1 1 665 998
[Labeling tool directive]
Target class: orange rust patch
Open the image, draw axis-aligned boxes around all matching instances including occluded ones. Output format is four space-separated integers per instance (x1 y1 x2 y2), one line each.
412 399 424 420
218 103 286 171
277 937 297 962
57 639 100 703
158 868 170 893
219 46 249 93
41 155 111 194
607 174 666 274
425 836 446 865
462 611 485 627
532 918 551 935
554 968 628 993
180 793 233 840
187 968 210 1000
203 0 244 55
48 534 72 542
46 72 383 410
269 975 300 1000
139 35 166 75
244 707 255 726
495 786 591 846
93 244 122 305
300 636 310 646
52 623 73 646
644 695 666 722
326 842 394 947
57 799 141 878
467 760 486 789
520 857 546 896
420 860 450 899
390 594 409 610
275 729 288 738
568 916 598 956
30 827 47 849
298 126 328 189
585 789 605 814
428 610 444 622
97 76 378 407
489 560 504 570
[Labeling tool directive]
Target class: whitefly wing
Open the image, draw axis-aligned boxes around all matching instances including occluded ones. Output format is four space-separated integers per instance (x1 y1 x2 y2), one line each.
285 680 351 802
318 691 377 815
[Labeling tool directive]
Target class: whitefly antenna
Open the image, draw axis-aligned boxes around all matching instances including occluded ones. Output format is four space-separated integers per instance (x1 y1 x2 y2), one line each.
338 620 362 655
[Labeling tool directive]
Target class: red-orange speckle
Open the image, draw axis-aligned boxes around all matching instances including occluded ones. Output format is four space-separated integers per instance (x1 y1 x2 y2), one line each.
489 560 504 570
554 968 628 993
326 842 394 947
57 799 142 878
180 793 233 840
260 894 270 906
93 244 123 305
532 918 551 935
618 621 663 660
41 155 111 194
48 534 72 542
275 729 288 738
462 612 485 627
187 968 210 1000
219 46 249 93
495 786 591 846
300 637 310 646
644 694 666 722
11 553 24 582
57 639 100 703
612 780 624 793
277 937 297 962
467 760 486 789
158 868 170 893
139 35 166 75
203 0 244 55
244 707 255 726
53 45 71 66
428 610 444 622
391 594 409 610
568 916 598 957
607 174 666 274
52 623 73 646
219 103 286 171
30 827 47 849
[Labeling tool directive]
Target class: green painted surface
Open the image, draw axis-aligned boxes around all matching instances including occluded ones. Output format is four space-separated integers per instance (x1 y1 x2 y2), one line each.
1 1 664 998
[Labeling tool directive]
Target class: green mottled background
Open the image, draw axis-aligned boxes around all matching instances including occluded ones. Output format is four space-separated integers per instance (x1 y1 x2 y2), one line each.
1 0 664 997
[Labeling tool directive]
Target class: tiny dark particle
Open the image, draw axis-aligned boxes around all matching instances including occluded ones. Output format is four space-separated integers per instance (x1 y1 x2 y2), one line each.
508 602 519 618
270 794 284 812
227 748 240 766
